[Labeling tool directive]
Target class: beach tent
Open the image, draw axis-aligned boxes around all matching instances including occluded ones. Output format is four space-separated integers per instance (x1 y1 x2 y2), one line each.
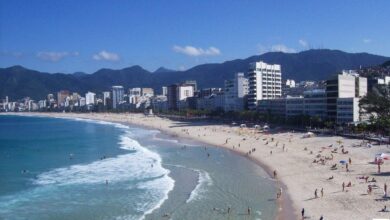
240 124 247 128
254 125 260 129
263 125 270 131
339 160 347 164
303 132 315 138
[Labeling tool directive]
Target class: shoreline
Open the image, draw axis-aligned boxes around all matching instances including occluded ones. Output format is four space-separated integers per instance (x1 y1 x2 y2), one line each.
4 112 390 220
2 112 293 219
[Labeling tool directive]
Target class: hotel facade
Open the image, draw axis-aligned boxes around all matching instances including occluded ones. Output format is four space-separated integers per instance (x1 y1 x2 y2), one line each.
247 61 282 110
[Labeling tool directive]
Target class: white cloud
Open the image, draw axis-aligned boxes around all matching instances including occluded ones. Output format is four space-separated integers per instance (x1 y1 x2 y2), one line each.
92 50 120 61
257 44 297 54
36 51 78 62
173 45 221 56
363 38 372 44
299 39 309 48
271 44 296 53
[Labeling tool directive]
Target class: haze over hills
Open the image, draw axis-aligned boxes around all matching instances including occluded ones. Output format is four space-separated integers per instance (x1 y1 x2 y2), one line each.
1 49 389 100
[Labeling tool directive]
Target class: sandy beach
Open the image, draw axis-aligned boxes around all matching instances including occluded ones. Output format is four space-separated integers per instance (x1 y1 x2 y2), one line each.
9 112 390 220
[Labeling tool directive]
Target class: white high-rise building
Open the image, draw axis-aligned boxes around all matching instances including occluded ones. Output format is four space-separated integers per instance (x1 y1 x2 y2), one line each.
85 92 96 105
79 97 86 106
103 92 110 106
224 72 249 111
112 86 124 109
247 61 282 110
162 86 168 96
326 71 368 123
177 85 194 101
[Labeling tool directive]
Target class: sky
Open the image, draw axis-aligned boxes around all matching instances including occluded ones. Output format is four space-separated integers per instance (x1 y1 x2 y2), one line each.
0 0 389 73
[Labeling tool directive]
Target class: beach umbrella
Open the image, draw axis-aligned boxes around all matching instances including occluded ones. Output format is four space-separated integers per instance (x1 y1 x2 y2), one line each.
339 160 347 164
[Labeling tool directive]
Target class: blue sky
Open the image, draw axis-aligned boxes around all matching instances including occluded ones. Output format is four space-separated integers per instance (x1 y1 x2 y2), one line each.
0 0 389 73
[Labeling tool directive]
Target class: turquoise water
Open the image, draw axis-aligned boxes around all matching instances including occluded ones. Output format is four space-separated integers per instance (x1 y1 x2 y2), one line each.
0 115 277 220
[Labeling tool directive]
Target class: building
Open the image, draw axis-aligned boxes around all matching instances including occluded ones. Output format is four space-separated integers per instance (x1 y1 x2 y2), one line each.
167 83 194 110
112 86 124 109
285 79 296 88
336 98 360 124
85 92 96 105
177 84 194 101
103 91 111 106
162 86 168 96
326 71 367 122
78 97 85 107
224 72 249 111
167 84 178 110
141 88 154 97
197 94 225 111
38 100 47 109
129 88 141 96
151 95 168 112
184 80 197 91
57 90 70 107
259 71 368 124
247 61 282 110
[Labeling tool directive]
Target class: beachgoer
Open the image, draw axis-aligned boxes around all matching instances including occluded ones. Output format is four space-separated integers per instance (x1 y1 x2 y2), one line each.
227 206 231 214
321 188 324 197
378 163 381 173
349 157 351 164
319 215 323 220
342 182 345 192
270 150 272 155
301 208 305 219
106 180 108 185
381 205 388 212
247 207 251 215
273 170 277 178
346 163 349 172
384 183 387 197
314 189 318 198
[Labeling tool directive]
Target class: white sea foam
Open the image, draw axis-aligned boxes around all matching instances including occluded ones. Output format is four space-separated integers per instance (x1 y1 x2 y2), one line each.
33 128 174 219
163 163 213 204
186 169 212 203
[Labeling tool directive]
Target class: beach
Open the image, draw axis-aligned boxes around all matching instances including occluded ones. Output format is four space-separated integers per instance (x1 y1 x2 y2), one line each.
8 112 390 220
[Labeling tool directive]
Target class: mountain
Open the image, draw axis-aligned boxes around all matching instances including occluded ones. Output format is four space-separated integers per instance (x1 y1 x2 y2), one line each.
153 67 174 73
1 49 389 100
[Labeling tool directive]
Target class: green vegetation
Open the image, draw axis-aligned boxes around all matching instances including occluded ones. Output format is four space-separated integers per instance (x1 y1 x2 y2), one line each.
360 84 390 135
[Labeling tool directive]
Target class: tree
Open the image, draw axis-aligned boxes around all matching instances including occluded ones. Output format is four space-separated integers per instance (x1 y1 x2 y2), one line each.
360 85 390 135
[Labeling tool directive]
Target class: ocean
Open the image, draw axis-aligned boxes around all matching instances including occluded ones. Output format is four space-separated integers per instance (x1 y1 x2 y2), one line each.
0 115 277 220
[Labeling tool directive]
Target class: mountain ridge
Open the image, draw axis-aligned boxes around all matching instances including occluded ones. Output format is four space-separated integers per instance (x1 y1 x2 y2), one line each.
1 49 389 100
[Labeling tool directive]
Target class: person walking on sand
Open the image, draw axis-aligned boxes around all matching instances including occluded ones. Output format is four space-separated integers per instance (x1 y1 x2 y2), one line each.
319 215 323 220
384 183 388 197
349 157 352 164
273 170 277 179
378 163 381 173
301 208 305 219
314 189 318 198
346 163 349 172
342 182 345 192
321 188 324 197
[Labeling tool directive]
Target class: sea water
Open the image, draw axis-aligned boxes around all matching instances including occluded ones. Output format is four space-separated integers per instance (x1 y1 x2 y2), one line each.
0 115 277 220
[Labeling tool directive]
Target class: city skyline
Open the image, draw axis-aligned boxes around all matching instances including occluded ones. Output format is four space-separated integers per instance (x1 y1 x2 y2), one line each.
1 0 390 73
